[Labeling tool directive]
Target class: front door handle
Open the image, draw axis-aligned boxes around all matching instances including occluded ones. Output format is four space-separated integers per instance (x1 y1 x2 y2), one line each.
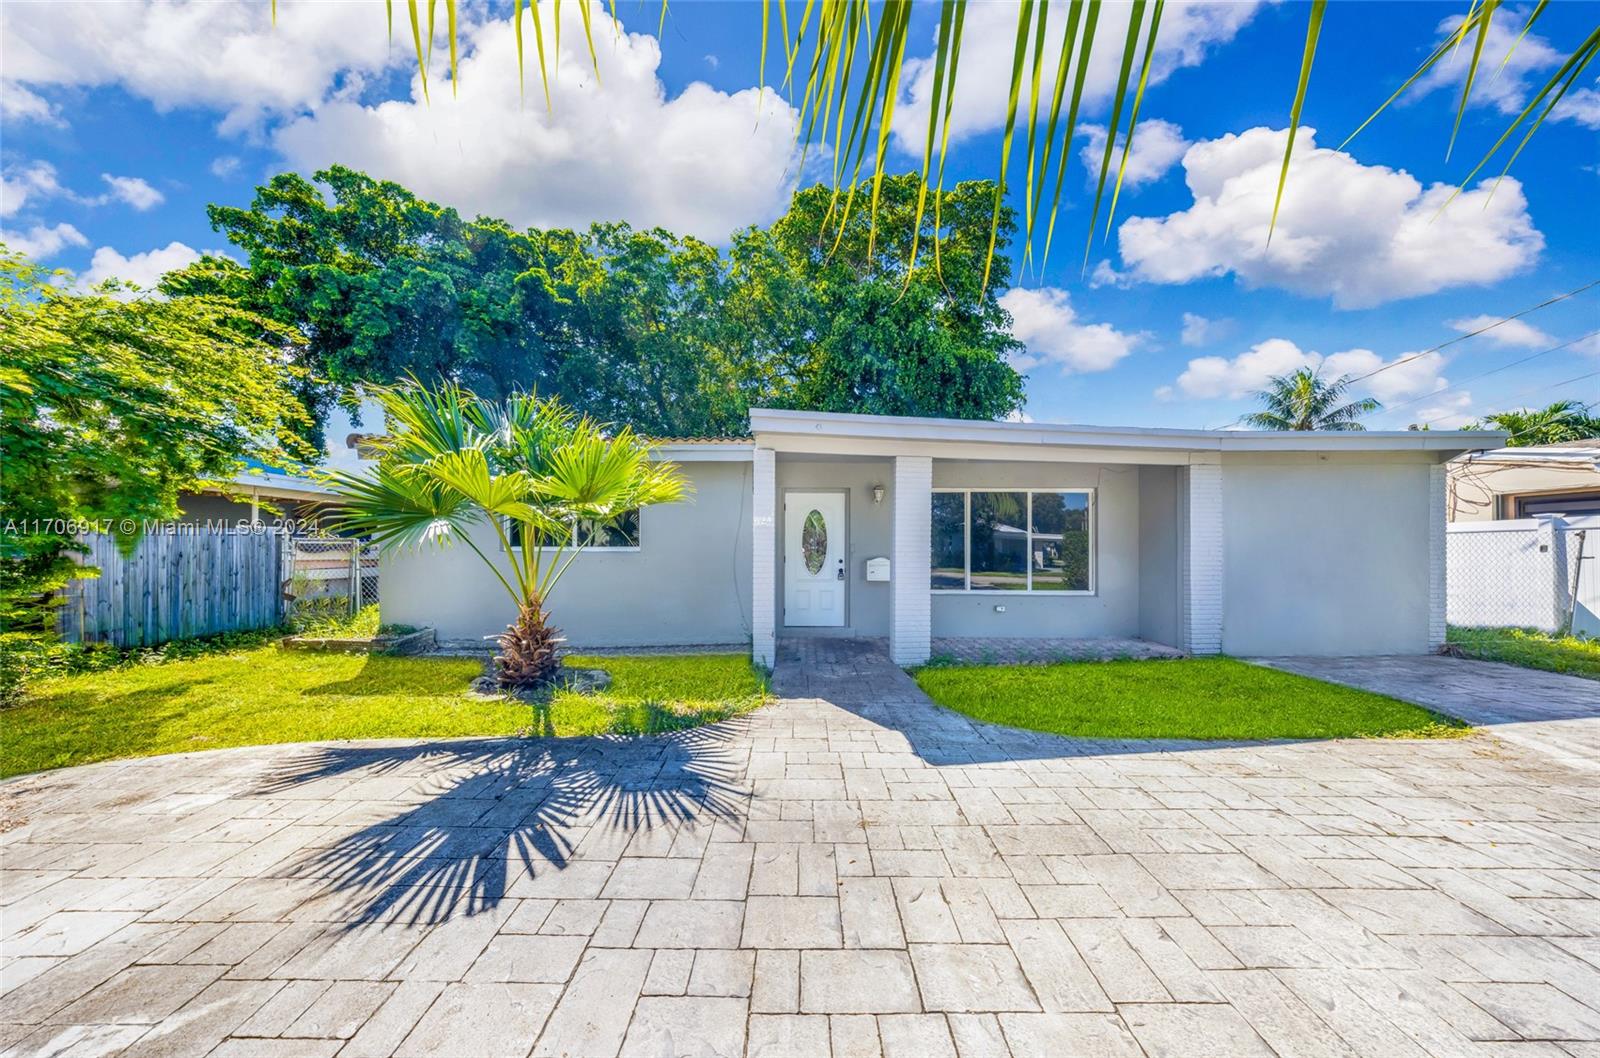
836 559 845 581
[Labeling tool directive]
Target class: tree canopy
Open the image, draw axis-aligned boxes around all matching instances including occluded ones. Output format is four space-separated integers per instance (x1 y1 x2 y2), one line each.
1470 400 1600 447
0 253 310 700
171 166 1027 442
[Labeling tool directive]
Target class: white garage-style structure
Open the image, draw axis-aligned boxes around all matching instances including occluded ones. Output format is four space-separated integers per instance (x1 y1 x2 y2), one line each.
380 408 1499 663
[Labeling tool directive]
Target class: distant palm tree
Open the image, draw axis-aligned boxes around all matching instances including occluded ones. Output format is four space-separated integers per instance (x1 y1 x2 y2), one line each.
1244 368 1382 432
1473 400 1600 447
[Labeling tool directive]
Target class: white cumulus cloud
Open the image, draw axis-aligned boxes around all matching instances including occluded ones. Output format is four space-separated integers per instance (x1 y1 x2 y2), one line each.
0 0 401 133
999 287 1141 375
2 160 167 217
1414 9 1600 130
1447 314 1557 349
1408 391 1476 429
0 83 63 126
1079 119 1190 188
100 174 163 211
893 1 1260 152
1 222 88 259
1179 311 1233 347
1 161 65 218
271 5 800 242
81 241 208 294
1321 348 1449 404
1172 338 1319 400
1112 126 1544 308
1168 338 1449 402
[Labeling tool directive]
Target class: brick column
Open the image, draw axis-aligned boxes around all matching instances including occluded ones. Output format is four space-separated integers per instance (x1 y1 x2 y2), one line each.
1428 463 1448 648
890 455 932 667
1183 460 1224 655
752 447 777 669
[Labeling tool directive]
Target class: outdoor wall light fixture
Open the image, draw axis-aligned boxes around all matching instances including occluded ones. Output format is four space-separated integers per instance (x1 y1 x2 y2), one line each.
871 485 885 505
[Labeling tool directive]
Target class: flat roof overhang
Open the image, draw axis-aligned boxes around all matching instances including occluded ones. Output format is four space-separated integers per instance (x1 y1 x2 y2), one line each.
749 407 1504 464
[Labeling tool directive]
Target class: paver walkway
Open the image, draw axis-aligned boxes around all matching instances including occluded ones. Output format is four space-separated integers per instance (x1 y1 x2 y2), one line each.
3 640 1599 1057
1261 654 1600 773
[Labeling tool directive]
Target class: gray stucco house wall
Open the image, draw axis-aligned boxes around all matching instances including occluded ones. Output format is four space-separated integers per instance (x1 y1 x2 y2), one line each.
379 408 1495 661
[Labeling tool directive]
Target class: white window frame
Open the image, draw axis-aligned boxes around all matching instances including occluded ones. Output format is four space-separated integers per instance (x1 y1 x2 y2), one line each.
930 488 1095 595
504 510 643 553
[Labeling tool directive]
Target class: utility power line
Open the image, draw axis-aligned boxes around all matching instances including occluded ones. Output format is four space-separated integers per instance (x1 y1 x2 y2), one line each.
1200 280 1599 431
1382 330 1600 417
1414 368 1600 431
1341 279 1600 387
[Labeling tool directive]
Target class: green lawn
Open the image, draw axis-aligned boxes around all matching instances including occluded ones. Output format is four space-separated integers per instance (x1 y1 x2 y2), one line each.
1447 626 1600 680
1 647 767 778
913 657 1468 741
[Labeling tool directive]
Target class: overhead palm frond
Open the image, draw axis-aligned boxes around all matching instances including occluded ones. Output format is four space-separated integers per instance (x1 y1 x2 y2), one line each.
275 0 1597 283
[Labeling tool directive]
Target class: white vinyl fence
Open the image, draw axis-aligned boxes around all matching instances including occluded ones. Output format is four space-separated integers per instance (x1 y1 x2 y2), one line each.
1447 515 1597 636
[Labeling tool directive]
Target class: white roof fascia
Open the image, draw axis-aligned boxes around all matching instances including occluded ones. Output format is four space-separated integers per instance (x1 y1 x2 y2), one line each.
652 442 754 462
223 471 338 499
1459 447 1600 469
749 407 1502 456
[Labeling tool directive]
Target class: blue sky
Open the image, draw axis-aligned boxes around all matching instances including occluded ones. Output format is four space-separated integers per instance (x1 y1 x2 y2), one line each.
3 0 1597 440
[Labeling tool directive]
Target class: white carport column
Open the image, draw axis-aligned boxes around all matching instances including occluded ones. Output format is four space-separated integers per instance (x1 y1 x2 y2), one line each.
752 447 778 669
890 455 933 667
1183 459 1224 655
1428 463 1448 649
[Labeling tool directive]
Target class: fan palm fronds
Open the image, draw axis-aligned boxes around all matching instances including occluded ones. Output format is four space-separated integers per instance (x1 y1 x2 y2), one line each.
322 378 689 688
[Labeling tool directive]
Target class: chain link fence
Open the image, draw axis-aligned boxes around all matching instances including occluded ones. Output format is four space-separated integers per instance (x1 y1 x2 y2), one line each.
1447 515 1596 636
283 536 380 630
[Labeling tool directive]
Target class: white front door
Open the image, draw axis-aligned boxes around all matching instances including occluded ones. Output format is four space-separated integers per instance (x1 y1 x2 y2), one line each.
784 491 846 627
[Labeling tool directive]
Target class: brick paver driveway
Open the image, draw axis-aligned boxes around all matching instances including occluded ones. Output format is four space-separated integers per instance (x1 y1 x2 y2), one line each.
3 640 1598 1057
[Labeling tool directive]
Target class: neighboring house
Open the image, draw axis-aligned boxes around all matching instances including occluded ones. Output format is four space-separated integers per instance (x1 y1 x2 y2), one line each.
1447 439 1600 521
176 460 338 527
382 408 1499 662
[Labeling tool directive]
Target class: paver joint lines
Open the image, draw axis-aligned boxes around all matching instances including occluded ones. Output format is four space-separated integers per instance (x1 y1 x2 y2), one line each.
2 640 1598 1056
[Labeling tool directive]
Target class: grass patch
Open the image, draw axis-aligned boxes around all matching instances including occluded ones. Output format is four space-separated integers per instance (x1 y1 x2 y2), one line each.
913 657 1468 741
1 647 767 778
544 654 769 737
1447 626 1600 680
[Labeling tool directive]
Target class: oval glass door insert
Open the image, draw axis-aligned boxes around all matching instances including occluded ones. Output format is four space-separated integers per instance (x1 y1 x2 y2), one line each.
802 509 828 574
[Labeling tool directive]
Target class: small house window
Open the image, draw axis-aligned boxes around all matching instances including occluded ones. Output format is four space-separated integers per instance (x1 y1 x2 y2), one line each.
930 489 1093 593
508 509 641 549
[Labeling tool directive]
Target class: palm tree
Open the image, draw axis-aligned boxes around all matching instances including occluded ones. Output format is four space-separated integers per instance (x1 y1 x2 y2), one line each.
323 380 688 688
1244 368 1382 432
1473 400 1600 447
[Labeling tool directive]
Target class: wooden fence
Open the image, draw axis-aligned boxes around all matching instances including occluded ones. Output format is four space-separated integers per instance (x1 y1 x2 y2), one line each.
59 528 286 647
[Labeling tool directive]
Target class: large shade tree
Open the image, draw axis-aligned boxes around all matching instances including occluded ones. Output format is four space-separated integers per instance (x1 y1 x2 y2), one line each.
323 380 687 688
1244 368 1382 432
0 252 310 702
175 166 1026 437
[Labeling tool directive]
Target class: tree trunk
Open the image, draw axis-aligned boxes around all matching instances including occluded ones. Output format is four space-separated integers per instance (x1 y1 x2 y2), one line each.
495 595 563 688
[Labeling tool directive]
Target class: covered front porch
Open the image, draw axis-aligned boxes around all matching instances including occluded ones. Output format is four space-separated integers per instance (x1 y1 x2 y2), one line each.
748 410 1225 669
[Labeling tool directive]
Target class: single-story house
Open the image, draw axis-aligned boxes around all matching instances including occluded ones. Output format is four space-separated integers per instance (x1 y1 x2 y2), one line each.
176 460 338 527
382 408 1501 664
1447 439 1600 521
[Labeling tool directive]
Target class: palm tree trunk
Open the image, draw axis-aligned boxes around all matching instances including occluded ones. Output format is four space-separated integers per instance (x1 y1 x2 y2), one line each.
495 595 564 688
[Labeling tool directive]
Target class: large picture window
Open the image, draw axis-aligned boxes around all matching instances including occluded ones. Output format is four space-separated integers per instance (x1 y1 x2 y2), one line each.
930 490 1093 593
507 509 641 550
